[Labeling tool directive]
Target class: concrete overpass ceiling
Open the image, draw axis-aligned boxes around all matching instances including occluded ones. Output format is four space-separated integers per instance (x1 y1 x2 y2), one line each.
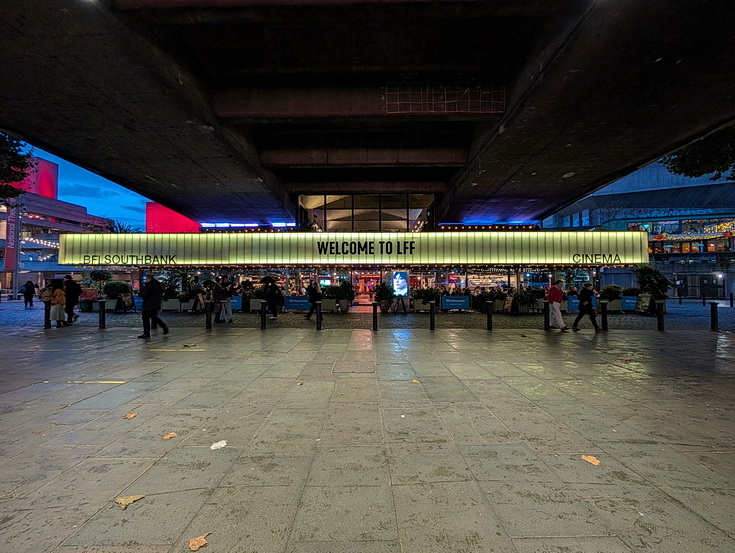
1 1 733 226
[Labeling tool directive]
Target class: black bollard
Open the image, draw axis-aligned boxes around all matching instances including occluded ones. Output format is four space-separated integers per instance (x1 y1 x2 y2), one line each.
486 301 493 331
205 301 213 329
702 293 706 306
98 299 106 329
678 288 683 305
316 301 322 330
730 292 734 308
372 302 378 331
543 301 550 331
429 301 435 331
710 301 719 331
655 300 665 331
260 300 268 330
43 301 52 329
600 300 608 332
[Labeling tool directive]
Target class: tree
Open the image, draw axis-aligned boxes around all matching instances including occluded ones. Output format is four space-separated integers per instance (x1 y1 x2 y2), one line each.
107 220 142 233
661 124 735 182
0 132 34 206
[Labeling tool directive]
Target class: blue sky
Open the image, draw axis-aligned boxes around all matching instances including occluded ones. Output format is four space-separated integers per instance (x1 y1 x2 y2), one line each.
30 146 150 229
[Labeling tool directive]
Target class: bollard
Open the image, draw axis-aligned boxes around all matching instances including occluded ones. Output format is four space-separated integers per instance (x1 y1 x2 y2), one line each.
260 300 268 330
486 301 493 331
702 293 706 306
429 301 436 331
543 301 550 331
730 292 734 308
98 299 106 329
372 302 378 331
44 301 52 329
655 300 665 331
678 289 683 305
600 300 608 332
316 301 322 331
710 301 719 331
205 301 213 329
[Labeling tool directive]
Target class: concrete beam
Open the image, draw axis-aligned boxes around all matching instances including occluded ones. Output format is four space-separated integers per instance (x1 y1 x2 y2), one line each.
261 148 467 167
216 87 502 119
285 182 447 194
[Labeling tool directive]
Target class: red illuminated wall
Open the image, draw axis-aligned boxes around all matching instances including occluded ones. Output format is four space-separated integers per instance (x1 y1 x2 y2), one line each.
8 158 58 198
146 202 201 233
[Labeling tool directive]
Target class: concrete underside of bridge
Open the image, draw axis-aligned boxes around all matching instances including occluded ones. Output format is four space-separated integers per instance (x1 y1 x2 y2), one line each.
1 0 734 225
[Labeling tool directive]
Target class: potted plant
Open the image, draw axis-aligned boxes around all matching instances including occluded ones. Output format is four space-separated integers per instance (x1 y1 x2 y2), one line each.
334 279 356 313
514 286 539 314
79 286 101 312
621 286 640 311
633 265 672 314
413 287 441 311
373 282 395 313
103 281 132 312
599 284 623 312
319 285 338 312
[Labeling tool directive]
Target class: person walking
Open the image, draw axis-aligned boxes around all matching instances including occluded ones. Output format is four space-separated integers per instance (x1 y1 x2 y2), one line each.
138 275 169 339
220 275 234 323
49 279 68 328
572 282 603 332
264 281 280 320
304 281 322 320
21 280 38 309
548 280 568 331
63 275 82 324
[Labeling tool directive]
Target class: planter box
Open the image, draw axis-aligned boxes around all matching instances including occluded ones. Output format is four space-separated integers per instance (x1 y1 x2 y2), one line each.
160 299 181 311
250 299 268 312
413 299 433 311
621 296 638 311
320 299 337 312
603 299 622 312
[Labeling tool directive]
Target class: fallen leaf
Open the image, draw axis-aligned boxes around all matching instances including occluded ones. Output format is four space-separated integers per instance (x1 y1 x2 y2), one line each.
122 413 138 420
296 382 304 386
188 533 211 551
581 455 601 466
411 379 421 383
162 432 178 440
114 495 144 509
183 344 197 348
210 440 227 450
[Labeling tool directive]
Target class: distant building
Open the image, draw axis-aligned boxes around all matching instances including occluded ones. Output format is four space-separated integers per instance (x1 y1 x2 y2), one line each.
542 163 735 297
1 157 113 293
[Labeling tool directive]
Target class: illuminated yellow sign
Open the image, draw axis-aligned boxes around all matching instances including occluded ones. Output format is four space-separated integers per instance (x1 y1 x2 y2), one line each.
58 231 649 266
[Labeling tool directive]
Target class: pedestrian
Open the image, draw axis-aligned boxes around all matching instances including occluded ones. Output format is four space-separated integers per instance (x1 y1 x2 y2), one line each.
138 275 169 339
547 280 568 331
572 282 603 332
264 281 280 320
63 275 82 324
212 276 227 323
220 275 234 323
49 279 68 328
21 280 38 309
304 281 322 320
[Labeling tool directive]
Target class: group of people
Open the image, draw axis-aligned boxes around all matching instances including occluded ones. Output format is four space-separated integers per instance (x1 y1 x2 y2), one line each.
35 275 82 328
546 280 603 332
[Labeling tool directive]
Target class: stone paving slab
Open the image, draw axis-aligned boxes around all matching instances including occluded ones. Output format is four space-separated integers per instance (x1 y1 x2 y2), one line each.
0 322 733 553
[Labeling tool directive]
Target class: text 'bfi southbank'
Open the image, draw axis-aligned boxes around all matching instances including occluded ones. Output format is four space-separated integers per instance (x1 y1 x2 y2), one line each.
82 254 177 265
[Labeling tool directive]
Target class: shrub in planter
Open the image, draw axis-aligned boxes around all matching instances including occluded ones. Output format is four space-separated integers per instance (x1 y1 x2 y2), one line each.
373 282 395 313
622 286 641 297
103 281 131 299
599 284 623 302
413 287 441 304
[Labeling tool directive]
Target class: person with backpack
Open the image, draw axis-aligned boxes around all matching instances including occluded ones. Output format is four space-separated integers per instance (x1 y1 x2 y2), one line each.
21 280 38 309
48 279 68 328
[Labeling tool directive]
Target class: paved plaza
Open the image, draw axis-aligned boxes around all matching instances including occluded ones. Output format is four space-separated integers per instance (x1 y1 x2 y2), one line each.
0 300 734 552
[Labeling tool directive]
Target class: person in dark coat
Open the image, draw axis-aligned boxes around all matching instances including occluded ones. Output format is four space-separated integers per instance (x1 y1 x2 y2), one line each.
263 281 280 319
63 275 82 323
138 276 169 338
21 280 38 309
304 281 322 320
572 282 603 332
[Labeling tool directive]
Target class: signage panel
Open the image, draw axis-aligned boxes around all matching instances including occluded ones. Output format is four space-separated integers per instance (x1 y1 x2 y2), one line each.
59 231 649 267
441 296 471 310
